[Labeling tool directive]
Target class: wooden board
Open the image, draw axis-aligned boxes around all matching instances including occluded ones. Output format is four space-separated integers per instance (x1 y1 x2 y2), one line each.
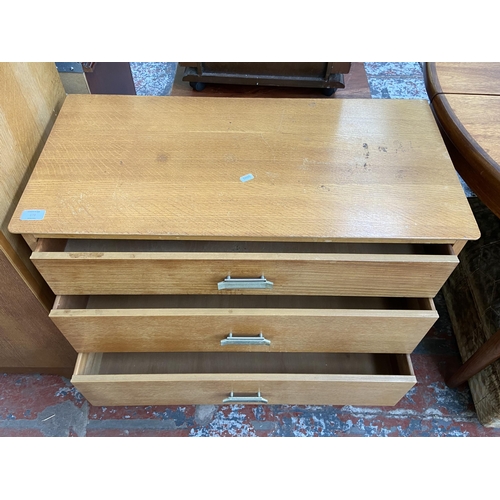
1 232 53 310
9 96 479 243
434 94 500 168
0 63 65 264
73 376 416 406
0 239 76 372
425 62 500 99
72 352 415 406
33 247 458 297
424 62 500 219
0 62 76 373
50 295 437 353
431 93 500 218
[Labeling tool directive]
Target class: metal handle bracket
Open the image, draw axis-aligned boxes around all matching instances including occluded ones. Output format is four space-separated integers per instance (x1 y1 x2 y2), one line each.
217 275 273 290
221 333 271 346
222 391 268 404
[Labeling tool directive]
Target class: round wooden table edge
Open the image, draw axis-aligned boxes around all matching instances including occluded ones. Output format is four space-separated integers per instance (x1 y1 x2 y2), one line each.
423 62 442 100
431 93 500 218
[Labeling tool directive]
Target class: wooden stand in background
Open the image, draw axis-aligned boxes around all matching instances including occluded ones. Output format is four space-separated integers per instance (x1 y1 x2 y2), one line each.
171 62 371 99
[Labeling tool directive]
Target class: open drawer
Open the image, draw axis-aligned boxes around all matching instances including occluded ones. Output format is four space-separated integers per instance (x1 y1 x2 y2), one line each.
33 239 458 297
72 352 417 406
51 295 438 354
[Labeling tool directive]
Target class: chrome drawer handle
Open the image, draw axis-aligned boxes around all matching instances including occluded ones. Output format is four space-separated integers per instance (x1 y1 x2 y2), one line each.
217 275 273 290
221 333 271 346
223 391 268 404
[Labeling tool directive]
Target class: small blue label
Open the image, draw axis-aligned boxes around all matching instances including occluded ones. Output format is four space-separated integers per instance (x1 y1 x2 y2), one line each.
20 209 46 221
240 173 254 182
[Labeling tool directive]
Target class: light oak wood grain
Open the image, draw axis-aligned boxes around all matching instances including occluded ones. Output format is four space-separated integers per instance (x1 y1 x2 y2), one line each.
32 239 458 296
9 95 479 243
50 295 437 353
425 62 500 99
0 62 75 373
0 63 62 300
1 232 53 311
424 62 500 219
72 352 415 406
452 239 467 255
0 62 65 267
0 238 76 371
431 93 500 218
437 94 500 169
6 91 480 403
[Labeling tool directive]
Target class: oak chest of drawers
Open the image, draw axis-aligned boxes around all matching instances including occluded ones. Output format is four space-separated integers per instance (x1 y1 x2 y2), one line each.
9 95 480 406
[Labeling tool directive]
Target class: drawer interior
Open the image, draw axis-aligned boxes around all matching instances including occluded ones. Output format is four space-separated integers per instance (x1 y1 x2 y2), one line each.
55 295 434 311
77 352 413 376
39 238 454 256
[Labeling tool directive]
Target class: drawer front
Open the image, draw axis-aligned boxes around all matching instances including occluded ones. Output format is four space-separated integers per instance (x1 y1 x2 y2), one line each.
51 296 438 354
33 241 458 297
73 377 416 407
72 352 416 406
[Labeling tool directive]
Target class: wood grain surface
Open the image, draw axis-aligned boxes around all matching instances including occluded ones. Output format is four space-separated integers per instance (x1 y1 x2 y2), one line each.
9 95 479 243
50 295 437 353
435 94 500 167
85 351 412 375
431 93 500 218
72 376 416 406
0 62 65 287
0 241 76 371
424 62 500 219
33 246 458 297
0 62 77 373
1 232 53 310
72 352 415 406
447 328 500 388
425 62 500 99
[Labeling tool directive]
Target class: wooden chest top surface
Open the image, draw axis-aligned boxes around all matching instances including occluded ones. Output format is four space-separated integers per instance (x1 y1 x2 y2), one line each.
9 95 479 242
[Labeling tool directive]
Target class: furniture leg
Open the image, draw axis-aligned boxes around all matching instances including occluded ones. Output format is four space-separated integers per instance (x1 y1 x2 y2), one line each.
447 328 500 388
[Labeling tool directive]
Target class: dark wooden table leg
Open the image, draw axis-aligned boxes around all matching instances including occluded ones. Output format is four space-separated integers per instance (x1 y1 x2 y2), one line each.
447 328 500 388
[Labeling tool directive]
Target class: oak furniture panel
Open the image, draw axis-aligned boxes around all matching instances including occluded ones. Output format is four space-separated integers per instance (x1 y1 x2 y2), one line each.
32 239 458 297
424 62 500 219
51 295 437 354
9 95 479 405
0 62 76 373
9 96 479 243
72 352 416 406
